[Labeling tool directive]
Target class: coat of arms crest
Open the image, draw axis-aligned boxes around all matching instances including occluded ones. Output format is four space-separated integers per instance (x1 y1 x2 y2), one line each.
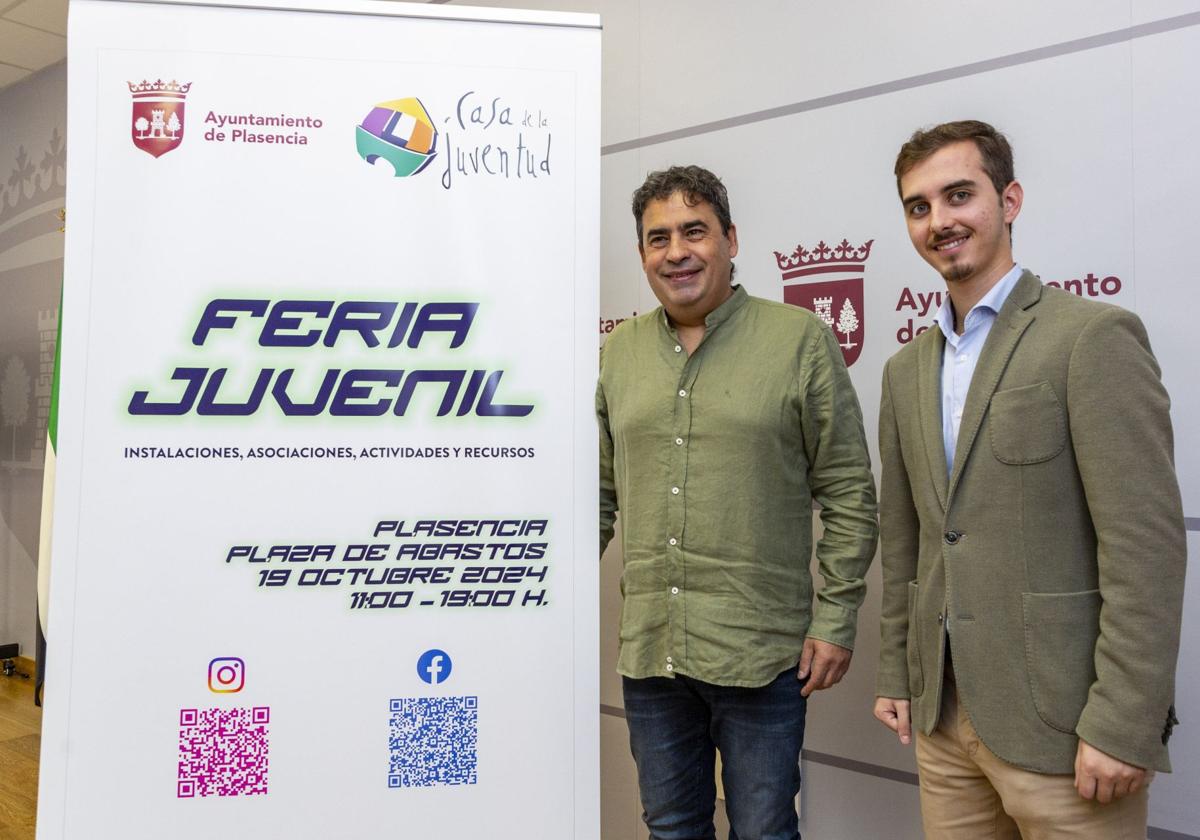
129 79 191 158
775 238 873 367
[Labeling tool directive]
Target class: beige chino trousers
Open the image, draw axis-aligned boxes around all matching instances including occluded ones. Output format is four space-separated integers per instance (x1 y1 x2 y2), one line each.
915 679 1149 839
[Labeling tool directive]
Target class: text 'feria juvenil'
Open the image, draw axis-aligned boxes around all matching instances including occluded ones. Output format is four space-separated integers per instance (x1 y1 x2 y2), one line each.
127 298 534 418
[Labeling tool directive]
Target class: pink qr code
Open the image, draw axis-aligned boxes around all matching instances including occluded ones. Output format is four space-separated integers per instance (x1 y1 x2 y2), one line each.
177 706 270 798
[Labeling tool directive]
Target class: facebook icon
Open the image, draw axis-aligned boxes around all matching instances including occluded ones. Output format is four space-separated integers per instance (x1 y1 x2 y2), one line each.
417 649 453 685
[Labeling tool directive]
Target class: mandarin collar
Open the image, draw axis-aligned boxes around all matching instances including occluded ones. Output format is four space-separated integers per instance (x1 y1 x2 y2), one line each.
705 284 748 328
658 283 747 327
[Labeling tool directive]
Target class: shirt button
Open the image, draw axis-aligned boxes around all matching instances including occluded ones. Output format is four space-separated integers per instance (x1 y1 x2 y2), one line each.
671 587 679 595
666 656 673 663
668 538 678 546
675 438 683 446
666 664 674 672
678 389 687 397
671 487 680 495
674 345 682 353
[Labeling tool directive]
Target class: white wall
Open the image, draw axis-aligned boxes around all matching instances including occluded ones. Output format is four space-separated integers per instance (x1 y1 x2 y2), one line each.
451 1 1200 837
0 60 64 661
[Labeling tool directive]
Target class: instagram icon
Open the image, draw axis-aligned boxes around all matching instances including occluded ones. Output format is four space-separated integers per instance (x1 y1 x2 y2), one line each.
208 657 245 693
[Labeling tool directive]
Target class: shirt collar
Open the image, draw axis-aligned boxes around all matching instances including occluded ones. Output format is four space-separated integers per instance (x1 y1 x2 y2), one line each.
933 263 1023 340
659 284 748 333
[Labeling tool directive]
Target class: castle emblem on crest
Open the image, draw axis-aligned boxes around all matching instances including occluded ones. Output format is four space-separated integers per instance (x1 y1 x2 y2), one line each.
128 79 192 158
775 238 873 367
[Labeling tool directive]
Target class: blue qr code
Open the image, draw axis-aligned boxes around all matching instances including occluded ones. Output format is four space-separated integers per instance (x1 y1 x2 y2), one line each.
388 696 478 788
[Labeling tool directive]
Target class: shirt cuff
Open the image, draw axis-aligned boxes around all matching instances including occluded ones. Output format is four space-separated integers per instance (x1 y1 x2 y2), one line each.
806 603 858 651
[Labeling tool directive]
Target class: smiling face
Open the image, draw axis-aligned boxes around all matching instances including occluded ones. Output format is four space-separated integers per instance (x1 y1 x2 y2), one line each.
638 191 738 327
900 140 1022 291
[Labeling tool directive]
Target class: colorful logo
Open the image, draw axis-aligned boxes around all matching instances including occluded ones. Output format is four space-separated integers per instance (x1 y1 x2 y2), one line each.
128 79 191 158
208 656 245 693
775 238 873 367
356 97 438 177
417 649 452 685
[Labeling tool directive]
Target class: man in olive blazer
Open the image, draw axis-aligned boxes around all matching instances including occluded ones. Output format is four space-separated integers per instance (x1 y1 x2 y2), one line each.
874 120 1186 838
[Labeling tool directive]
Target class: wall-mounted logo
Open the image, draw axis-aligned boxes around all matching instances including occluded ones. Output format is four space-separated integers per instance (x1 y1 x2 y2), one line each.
775 238 873 367
356 97 438 177
128 79 191 158
208 656 245 693
417 649 452 685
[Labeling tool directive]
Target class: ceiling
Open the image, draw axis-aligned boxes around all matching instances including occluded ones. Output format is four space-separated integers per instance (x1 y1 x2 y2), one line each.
0 0 66 92
0 0 458 94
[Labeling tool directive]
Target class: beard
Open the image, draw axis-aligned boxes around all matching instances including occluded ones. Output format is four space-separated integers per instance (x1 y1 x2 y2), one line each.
929 231 974 284
940 258 974 284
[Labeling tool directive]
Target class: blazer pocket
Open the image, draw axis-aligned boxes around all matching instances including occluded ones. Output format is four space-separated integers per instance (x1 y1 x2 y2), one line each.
989 381 1066 464
906 581 924 698
1022 589 1100 733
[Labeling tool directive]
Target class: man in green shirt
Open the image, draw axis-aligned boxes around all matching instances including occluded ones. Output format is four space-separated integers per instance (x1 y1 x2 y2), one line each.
597 165 878 840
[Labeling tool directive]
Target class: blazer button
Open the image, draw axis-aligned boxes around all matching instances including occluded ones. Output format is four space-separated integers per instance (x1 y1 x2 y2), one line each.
944 530 962 545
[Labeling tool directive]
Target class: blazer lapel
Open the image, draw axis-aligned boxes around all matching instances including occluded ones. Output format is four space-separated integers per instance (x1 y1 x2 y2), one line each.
947 270 1041 500
917 327 949 511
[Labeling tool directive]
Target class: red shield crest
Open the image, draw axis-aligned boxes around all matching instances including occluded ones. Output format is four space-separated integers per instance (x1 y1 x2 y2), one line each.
128 80 191 158
776 238 872 367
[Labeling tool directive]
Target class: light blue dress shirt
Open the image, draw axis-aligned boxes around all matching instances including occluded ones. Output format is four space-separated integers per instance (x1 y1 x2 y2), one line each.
932 263 1023 478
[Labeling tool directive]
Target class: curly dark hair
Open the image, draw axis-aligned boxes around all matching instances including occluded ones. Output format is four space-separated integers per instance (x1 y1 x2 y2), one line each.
631 165 732 243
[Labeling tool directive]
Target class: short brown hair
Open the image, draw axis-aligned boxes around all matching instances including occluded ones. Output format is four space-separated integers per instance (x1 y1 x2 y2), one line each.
632 165 732 243
894 120 1014 198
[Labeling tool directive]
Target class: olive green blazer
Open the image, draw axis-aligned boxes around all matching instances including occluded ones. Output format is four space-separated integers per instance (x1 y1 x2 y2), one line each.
876 270 1185 773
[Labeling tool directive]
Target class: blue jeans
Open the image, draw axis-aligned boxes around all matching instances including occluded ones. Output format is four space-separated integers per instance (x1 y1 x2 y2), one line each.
623 668 806 840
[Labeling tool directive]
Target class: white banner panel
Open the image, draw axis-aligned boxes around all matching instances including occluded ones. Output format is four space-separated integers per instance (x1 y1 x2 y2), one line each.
42 1 600 837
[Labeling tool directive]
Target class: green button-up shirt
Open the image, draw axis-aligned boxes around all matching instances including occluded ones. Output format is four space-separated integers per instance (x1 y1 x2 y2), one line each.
597 285 878 687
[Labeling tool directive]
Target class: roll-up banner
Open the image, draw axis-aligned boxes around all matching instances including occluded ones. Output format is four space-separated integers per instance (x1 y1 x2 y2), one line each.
40 1 600 836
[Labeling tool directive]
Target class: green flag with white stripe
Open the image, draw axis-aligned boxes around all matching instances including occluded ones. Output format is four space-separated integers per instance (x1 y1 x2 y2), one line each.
37 293 60 638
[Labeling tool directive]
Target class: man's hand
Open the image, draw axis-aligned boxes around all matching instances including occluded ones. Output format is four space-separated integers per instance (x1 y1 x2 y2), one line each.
1074 739 1146 803
873 697 912 745
797 637 852 698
